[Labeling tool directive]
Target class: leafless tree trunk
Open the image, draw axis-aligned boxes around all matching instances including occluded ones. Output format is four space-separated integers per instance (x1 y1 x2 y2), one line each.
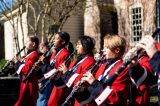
84 0 101 51
17 0 25 47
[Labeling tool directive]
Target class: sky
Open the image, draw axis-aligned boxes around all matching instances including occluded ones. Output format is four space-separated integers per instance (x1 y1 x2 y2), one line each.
0 0 15 12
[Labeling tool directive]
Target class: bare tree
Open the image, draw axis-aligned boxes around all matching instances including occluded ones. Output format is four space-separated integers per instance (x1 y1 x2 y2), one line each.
23 0 86 42
0 0 86 53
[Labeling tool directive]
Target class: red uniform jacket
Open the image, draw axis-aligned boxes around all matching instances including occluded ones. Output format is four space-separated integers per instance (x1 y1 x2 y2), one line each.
47 48 70 106
48 54 95 106
14 50 40 106
75 59 130 106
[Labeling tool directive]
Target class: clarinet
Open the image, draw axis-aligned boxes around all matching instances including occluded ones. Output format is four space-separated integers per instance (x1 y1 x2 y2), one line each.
1 46 26 73
104 28 160 85
61 53 105 106
22 44 54 83
39 50 76 92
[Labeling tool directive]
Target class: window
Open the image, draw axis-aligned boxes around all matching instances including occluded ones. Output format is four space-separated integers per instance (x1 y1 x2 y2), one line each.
129 3 143 45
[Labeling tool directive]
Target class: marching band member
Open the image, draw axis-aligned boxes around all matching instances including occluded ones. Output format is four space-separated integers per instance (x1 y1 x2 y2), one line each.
124 46 157 106
37 32 73 106
135 35 160 106
13 35 40 106
72 35 131 106
50 35 96 106
36 41 52 106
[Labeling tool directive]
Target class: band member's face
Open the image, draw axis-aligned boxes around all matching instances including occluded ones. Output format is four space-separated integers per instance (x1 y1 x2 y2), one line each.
76 40 86 55
103 47 117 59
53 34 65 49
39 46 48 54
25 37 35 50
